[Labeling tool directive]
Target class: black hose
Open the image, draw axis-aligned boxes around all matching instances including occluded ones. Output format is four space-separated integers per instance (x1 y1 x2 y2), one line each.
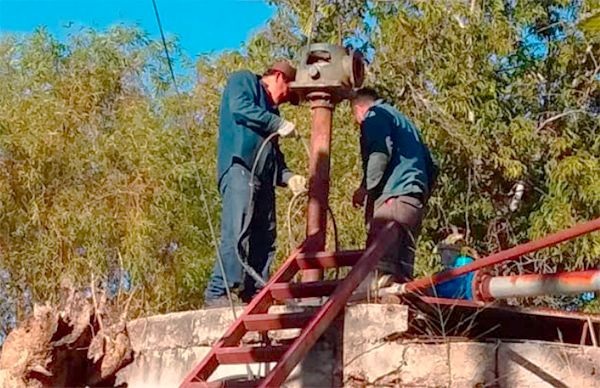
235 132 280 287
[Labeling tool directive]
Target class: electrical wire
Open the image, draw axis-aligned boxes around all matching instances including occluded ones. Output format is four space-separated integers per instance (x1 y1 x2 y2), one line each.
286 193 339 253
151 0 253 379
151 0 236 311
154 0 339 300
282 133 341 280
245 130 342 286
239 132 337 286
287 191 308 251
152 0 179 94
235 132 280 288
151 0 344 381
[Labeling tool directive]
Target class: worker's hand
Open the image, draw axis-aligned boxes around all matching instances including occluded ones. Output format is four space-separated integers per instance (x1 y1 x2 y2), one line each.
288 175 307 195
277 120 296 138
352 186 367 208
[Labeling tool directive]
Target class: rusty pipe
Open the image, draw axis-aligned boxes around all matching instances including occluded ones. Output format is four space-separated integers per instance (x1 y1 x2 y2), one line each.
474 270 600 301
401 217 600 294
303 94 334 282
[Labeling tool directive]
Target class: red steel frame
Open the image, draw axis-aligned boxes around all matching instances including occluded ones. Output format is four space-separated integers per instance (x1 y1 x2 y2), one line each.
180 216 600 386
262 222 398 386
179 243 307 386
401 217 600 295
181 198 600 386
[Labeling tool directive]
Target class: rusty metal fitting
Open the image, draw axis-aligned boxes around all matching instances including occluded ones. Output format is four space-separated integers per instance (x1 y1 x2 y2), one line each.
291 43 365 103
472 270 493 302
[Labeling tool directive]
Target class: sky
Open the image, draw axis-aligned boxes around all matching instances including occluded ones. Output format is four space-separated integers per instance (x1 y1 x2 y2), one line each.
0 0 275 58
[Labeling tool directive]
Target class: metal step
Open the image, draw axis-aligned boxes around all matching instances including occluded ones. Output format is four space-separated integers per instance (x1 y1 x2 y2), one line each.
215 345 290 364
270 280 339 301
295 250 363 269
243 312 314 331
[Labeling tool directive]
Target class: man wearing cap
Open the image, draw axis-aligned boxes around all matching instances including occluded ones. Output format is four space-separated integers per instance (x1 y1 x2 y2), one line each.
204 61 306 307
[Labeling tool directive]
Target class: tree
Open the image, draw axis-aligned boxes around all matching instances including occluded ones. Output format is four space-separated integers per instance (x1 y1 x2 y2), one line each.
368 0 599 279
192 0 600 308
1 0 599 333
0 26 218 325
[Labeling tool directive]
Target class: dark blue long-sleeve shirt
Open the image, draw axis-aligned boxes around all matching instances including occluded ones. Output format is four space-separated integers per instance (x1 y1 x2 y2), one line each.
216 70 292 186
360 101 439 208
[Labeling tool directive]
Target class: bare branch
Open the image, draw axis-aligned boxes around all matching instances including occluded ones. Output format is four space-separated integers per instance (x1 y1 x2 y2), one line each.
537 110 585 131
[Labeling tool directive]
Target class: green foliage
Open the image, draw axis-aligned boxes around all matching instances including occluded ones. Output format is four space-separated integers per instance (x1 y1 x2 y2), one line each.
368 0 600 276
580 10 600 34
1 0 599 323
267 0 368 46
0 26 215 318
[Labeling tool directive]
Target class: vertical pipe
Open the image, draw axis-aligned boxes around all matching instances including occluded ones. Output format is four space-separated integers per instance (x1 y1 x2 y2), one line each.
303 96 334 282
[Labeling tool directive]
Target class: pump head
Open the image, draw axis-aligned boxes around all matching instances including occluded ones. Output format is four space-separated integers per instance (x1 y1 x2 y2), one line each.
291 43 365 102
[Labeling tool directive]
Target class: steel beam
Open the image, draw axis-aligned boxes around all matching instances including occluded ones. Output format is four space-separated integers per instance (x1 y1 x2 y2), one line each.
179 243 305 386
270 280 339 301
215 345 290 364
243 312 314 331
296 249 363 269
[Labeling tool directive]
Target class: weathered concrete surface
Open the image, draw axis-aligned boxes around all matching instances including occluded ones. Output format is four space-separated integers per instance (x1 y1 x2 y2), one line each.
344 342 497 387
343 340 600 387
117 304 407 387
498 342 600 386
117 304 600 387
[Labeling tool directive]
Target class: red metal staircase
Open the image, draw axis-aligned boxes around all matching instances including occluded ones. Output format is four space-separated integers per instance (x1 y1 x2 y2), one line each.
180 222 399 387
180 216 600 387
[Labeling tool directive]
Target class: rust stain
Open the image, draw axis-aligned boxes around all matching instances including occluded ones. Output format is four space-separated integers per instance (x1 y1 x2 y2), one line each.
503 270 598 286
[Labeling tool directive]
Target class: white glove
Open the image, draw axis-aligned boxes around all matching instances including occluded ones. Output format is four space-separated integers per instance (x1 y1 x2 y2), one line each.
288 175 307 195
277 119 296 138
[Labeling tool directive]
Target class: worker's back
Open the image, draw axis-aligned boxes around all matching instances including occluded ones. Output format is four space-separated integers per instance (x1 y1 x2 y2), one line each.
361 101 438 207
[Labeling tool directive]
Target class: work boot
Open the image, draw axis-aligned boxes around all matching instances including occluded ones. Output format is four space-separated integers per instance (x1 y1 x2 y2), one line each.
373 272 396 289
353 271 402 302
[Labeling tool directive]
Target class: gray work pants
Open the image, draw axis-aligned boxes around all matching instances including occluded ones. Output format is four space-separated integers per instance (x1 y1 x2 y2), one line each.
366 195 425 281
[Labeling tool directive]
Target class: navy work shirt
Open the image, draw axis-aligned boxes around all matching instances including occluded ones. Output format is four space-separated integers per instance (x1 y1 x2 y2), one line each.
216 70 292 186
360 101 439 208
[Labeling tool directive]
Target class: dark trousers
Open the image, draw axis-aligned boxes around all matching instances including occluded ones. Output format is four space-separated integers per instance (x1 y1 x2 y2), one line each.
366 195 425 281
204 164 276 302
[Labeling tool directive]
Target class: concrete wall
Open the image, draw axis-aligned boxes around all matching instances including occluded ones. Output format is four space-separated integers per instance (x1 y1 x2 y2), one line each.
344 340 600 387
117 304 600 387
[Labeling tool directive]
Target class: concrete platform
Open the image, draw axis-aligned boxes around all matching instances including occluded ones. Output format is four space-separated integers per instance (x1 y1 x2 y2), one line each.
117 303 600 387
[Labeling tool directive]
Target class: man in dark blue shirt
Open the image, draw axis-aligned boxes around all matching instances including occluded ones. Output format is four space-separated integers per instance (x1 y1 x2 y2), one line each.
204 61 306 307
351 87 438 287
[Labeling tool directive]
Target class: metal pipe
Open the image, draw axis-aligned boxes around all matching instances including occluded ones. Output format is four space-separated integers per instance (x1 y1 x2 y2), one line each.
475 270 600 301
401 217 600 294
302 94 334 282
